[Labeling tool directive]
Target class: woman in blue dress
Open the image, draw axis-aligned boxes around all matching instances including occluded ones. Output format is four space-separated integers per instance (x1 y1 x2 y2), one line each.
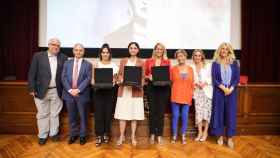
210 42 240 149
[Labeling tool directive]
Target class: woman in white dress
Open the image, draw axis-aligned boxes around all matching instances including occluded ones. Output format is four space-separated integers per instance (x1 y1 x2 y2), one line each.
190 49 213 142
114 42 145 146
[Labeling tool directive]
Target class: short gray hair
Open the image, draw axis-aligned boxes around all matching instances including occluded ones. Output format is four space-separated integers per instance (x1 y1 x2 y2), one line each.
48 38 61 45
73 43 85 50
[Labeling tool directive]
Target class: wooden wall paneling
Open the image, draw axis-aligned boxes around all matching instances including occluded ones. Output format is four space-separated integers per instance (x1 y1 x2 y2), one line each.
0 82 280 135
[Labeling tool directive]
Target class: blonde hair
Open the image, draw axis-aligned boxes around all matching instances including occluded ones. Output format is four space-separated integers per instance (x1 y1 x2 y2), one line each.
152 43 168 60
213 42 236 64
192 49 206 66
174 49 188 58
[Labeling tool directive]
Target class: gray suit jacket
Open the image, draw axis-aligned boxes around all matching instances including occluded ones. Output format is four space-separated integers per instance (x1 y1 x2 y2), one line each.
28 51 68 99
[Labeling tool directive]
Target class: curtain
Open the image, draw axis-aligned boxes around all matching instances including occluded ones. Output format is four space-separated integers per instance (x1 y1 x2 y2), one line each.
241 0 280 82
0 0 39 80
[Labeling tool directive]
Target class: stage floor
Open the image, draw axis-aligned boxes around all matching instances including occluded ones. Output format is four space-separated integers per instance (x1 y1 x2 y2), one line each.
0 135 280 158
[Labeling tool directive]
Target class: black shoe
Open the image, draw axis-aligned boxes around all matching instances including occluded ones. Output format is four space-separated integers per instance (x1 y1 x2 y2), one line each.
80 137 87 145
68 136 79 144
103 135 109 144
96 136 102 147
38 138 47 145
50 134 60 142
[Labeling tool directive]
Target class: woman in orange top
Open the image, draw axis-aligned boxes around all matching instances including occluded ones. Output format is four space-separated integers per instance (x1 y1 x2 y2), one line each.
170 49 194 144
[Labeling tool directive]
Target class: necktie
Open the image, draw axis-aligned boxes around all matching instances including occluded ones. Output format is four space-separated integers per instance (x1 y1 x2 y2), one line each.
72 59 79 89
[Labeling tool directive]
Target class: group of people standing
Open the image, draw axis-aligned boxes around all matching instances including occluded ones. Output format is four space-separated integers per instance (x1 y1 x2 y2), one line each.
28 38 239 149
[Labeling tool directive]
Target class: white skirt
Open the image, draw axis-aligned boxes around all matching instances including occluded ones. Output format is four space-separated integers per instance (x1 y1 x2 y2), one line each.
114 86 145 120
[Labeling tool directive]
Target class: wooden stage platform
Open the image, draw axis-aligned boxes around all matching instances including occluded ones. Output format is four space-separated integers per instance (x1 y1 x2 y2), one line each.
0 135 280 158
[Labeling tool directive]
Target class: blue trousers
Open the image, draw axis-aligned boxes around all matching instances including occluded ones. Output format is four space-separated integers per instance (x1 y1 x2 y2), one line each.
171 102 190 136
211 91 237 137
65 98 88 137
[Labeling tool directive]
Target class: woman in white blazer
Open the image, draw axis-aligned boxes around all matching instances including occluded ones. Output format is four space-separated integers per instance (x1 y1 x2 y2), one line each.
190 49 213 142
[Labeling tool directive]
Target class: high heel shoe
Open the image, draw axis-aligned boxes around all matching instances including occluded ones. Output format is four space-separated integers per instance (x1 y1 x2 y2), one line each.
217 136 223 146
182 134 187 145
171 135 177 144
199 133 208 142
95 136 102 147
227 138 234 149
149 134 155 144
131 136 137 146
116 136 125 146
194 134 202 141
157 136 163 145
103 134 109 144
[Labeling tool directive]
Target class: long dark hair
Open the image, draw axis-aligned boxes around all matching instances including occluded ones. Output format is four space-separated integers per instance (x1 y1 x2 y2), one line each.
98 43 112 61
127 42 140 57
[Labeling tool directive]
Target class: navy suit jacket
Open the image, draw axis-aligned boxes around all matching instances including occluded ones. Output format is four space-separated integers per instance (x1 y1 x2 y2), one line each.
211 60 240 90
61 59 92 102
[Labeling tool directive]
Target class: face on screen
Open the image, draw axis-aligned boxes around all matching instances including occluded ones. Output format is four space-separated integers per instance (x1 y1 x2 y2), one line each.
177 53 186 64
155 45 164 58
73 45 84 59
42 0 240 49
130 0 148 17
129 44 139 56
101 48 110 61
48 40 60 55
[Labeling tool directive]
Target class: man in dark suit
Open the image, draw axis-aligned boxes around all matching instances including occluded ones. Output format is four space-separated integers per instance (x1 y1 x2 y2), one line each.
61 43 92 145
28 38 68 145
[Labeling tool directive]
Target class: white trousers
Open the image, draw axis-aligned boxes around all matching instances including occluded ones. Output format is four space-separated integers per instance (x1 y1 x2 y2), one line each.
34 89 63 138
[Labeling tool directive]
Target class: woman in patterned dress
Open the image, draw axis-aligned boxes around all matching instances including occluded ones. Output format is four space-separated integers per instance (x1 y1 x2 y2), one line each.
190 49 213 142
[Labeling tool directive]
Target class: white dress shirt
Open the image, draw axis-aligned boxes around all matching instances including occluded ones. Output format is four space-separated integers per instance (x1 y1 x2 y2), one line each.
96 61 119 75
48 52 57 88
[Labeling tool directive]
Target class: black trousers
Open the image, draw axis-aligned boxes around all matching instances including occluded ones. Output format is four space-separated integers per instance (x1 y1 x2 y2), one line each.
147 82 170 136
93 88 114 136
